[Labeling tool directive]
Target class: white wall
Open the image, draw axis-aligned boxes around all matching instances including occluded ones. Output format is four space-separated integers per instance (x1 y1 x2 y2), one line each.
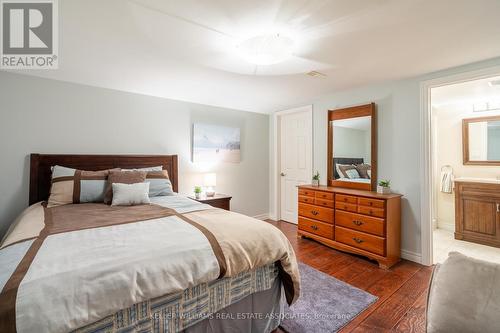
0 72 270 238
434 105 500 231
270 56 500 262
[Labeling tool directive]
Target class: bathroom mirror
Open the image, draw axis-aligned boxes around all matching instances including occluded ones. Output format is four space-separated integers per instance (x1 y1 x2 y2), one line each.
328 103 377 191
463 115 500 165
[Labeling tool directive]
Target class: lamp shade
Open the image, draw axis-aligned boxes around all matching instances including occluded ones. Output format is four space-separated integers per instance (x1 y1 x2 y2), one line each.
203 173 217 187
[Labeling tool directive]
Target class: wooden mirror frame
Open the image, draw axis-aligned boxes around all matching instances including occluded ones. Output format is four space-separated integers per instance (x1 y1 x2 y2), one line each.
463 115 500 166
327 103 377 191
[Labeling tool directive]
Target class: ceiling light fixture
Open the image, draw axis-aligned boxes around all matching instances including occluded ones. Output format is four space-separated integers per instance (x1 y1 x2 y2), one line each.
236 33 294 66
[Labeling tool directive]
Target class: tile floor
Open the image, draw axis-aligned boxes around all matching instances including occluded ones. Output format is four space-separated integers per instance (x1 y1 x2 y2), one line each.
433 228 500 264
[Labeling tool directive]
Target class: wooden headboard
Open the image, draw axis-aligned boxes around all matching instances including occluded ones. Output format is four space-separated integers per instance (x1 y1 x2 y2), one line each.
29 154 178 205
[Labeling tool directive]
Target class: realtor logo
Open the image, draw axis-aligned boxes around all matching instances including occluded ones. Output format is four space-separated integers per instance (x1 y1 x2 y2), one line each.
1 0 58 69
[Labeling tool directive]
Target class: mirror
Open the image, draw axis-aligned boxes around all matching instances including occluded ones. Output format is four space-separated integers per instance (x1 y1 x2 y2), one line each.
328 103 376 191
463 116 500 165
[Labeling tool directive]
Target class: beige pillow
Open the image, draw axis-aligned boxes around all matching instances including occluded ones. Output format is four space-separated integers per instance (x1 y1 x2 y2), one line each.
104 170 147 204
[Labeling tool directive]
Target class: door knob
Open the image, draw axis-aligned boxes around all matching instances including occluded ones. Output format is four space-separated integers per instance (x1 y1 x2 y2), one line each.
280 172 286 177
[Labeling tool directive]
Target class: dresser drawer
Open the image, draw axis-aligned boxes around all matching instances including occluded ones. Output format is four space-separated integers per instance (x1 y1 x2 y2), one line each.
315 191 333 201
358 205 385 218
335 202 358 213
298 195 314 204
299 217 334 239
315 198 334 208
298 203 334 223
298 189 315 197
358 197 385 209
335 210 385 237
336 194 358 204
335 226 385 256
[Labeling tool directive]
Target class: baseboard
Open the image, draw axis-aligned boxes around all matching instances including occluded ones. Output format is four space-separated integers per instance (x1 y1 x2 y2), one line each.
401 249 422 264
253 213 270 221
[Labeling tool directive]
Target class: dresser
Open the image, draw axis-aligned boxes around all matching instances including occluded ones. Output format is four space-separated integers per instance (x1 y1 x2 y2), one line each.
297 185 402 269
455 180 500 248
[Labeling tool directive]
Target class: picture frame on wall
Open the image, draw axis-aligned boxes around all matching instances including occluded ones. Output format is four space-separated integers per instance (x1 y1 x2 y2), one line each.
192 123 241 163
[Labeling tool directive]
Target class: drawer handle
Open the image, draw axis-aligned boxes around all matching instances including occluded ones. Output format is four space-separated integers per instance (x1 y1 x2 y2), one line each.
353 220 364 226
497 203 499 213
311 210 319 216
353 237 364 244
310 225 318 230
344 198 348 202
369 210 373 214
369 202 373 206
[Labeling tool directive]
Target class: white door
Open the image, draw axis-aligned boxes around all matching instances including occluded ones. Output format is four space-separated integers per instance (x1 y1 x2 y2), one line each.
280 109 312 223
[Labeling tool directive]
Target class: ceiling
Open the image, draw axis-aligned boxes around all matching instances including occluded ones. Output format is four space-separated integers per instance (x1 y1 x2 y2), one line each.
9 0 500 113
432 75 500 109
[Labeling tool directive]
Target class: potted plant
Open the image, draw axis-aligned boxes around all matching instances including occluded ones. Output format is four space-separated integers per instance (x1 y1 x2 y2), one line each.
194 186 202 199
377 180 391 194
312 171 320 186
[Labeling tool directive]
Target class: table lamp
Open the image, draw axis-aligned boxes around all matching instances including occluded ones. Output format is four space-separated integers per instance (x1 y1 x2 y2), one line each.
203 173 216 197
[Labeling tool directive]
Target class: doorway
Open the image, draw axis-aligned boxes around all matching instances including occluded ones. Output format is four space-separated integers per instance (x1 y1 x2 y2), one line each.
421 68 500 265
275 106 313 224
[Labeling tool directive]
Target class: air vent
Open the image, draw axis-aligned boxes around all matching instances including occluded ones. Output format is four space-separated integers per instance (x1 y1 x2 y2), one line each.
306 71 326 78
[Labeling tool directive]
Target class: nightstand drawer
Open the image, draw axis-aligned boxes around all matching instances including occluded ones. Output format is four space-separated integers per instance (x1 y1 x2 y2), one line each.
335 210 385 237
188 194 232 211
299 217 333 239
298 203 334 224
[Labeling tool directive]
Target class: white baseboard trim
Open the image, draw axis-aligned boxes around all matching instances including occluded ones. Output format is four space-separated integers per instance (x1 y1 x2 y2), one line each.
401 249 422 264
252 213 270 221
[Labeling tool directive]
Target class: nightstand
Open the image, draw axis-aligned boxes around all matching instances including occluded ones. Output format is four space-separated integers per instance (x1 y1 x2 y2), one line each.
188 194 232 211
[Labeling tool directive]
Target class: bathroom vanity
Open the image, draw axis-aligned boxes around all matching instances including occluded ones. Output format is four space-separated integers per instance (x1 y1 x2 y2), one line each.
455 178 500 248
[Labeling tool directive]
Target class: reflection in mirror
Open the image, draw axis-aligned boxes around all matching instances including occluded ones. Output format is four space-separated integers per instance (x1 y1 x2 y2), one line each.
468 120 500 161
331 116 371 184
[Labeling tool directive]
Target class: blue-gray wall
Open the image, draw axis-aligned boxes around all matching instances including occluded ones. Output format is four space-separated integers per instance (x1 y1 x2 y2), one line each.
0 72 269 238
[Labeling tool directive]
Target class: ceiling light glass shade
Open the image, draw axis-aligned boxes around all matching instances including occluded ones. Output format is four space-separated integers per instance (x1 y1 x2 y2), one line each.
237 33 294 66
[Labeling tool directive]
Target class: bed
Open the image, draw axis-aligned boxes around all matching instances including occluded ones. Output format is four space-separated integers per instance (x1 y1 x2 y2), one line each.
0 154 300 333
333 157 371 183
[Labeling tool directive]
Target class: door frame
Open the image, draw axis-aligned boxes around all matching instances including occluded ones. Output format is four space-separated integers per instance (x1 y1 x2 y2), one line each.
271 105 313 221
420 65 500 266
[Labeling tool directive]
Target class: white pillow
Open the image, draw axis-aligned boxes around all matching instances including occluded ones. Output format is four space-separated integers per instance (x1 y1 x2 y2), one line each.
345 168 360 179
111 182 151 206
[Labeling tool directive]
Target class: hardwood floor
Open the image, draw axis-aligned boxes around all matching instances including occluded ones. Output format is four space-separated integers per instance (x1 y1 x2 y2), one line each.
268 220 433 333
